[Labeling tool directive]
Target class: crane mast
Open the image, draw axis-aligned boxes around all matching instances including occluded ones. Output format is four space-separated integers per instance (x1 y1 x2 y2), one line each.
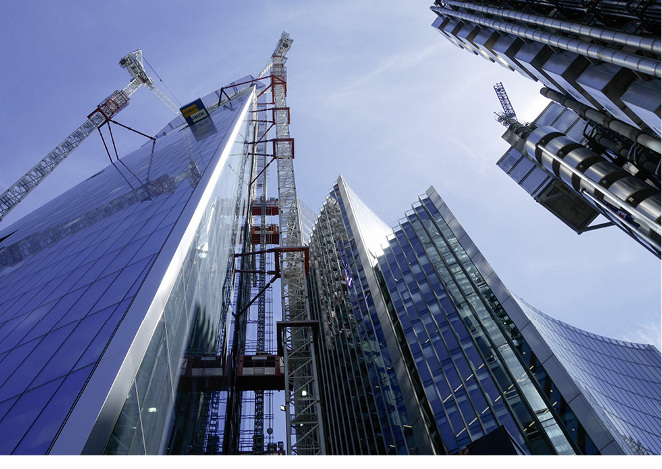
0 50 177 222
269 33 326 455
493 82 518 127
250 32 326 454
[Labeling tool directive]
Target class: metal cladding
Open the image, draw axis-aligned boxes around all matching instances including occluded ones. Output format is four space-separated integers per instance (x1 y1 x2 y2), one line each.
540 87 661 154
432 2 661 255
430 1 661 137
433 5 661 77
436 1 662 53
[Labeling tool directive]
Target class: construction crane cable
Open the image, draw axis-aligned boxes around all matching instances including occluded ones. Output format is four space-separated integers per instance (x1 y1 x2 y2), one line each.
143 56 182 106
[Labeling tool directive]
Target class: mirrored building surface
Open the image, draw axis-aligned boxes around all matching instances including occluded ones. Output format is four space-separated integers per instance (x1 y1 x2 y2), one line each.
308 177 433 454
308 176 661 455
514 296 661 455
0 81 257 454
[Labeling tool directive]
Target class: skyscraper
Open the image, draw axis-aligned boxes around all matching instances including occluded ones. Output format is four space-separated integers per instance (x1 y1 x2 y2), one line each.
497 98 660 255
0 30 330 455
0 78 258 454
428 1 661 256
308 178 432 454
430 0 660 132
307 176 661 455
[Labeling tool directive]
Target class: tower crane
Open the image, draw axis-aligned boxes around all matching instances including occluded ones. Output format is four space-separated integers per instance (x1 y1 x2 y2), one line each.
493 82 518 127
267 32 326 455
0 50 179 222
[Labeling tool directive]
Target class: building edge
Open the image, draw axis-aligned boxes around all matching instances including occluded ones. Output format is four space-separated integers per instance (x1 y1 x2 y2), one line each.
336 175 438 454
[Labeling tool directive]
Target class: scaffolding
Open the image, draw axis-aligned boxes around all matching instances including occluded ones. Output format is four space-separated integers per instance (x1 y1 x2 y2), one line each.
185 32 325 455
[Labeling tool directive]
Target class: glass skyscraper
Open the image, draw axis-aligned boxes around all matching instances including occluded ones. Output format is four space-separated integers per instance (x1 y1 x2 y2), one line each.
0 29 659 455
0 78 258 454
308 177 431 454
307 176 661 455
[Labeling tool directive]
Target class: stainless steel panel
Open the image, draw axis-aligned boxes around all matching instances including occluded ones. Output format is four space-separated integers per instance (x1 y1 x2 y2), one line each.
456 24 494 62
542 52 600 108
544 134 574 159
497 147 523 173
524 126 551 161
582 160 618 185
621 78 661 136
636 196 662 222
433 16 465 50
556 162 575 187
562 146 595 170
491 34 537 79
576 63 641 127
443 18 473 52
509 157 536 182
471 28 503 62
514 43 564 93
608 177 650 202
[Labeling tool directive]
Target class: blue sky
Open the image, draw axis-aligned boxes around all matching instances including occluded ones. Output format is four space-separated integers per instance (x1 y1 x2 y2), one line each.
0 1 659 348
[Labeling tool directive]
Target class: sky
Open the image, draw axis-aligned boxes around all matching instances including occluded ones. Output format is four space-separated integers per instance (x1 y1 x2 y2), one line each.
0 1 659 349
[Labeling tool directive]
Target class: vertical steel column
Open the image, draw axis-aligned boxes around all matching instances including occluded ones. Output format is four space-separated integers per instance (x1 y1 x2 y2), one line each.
253 89 268 454
270 34 326 455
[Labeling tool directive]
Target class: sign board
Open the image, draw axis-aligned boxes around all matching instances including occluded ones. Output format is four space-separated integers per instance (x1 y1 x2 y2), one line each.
180 98 210 126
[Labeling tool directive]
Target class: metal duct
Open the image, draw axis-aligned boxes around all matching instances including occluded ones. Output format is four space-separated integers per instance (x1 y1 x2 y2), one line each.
435 1 661 54
525 126 661 245
540 87 661 155
431 6 661 78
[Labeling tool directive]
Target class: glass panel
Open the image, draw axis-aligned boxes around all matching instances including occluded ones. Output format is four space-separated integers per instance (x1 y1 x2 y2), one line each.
13 364 94 454
0 378 64 454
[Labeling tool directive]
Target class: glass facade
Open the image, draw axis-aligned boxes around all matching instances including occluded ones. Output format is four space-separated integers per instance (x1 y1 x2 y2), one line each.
297 198 318 246
308 177 426 454
307 178 661 455
515 296 661 455
0 81 256 454
377 190 575 455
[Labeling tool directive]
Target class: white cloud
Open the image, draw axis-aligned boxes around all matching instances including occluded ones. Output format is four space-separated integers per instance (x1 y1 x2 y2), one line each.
623 319 662 350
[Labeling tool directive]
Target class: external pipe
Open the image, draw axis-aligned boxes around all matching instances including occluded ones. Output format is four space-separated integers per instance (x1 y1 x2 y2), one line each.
431 6 661 78
540 87 661 155
582 190 660 256
435 1 661 54
526 126 661 238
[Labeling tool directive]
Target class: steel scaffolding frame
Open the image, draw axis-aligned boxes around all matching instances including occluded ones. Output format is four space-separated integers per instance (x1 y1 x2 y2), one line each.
203 32 325 455
252 86 269 453
265 33 326 455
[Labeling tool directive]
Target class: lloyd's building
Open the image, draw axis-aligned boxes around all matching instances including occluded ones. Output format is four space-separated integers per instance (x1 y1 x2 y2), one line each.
428 1 661 256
